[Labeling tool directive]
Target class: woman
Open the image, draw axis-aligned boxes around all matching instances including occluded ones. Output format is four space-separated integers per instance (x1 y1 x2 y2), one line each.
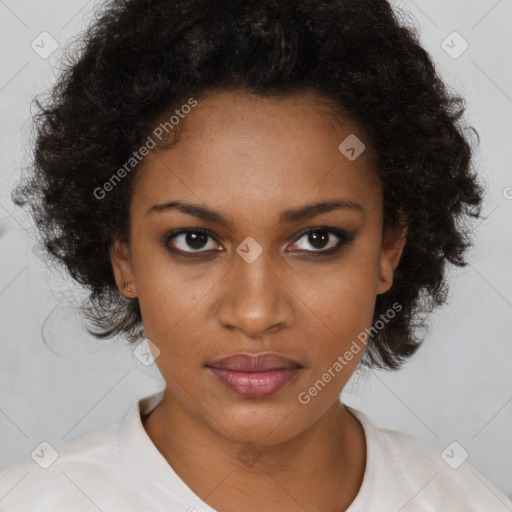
2 0 511 510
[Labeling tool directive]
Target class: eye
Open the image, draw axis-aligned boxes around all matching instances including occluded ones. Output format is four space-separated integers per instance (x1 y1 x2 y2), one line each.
288 227 353 254
164 226 353 258
165 229 222 255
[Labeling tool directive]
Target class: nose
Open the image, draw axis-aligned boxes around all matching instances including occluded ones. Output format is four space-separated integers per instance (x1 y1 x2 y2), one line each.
216 250 293 338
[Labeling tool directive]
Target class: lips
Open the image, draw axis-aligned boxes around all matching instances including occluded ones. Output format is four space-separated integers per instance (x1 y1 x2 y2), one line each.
206 352 303 398
207 352 302 372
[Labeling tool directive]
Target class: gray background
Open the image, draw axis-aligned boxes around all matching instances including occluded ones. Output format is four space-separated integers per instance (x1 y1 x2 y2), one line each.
1 0 511 502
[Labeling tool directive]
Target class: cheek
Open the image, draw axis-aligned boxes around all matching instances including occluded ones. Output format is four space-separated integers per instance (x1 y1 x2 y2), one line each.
286 252 380 398
133 260 225 386
132 245 212 335
293 248 380 337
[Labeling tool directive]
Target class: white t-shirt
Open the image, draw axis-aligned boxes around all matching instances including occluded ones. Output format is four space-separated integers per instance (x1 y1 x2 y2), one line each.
1 390 511 511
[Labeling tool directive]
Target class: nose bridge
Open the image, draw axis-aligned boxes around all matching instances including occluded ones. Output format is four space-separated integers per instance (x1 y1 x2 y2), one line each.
218 248 290 336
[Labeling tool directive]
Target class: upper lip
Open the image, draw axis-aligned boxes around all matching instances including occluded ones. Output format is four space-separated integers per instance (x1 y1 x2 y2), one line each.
206 352 302 372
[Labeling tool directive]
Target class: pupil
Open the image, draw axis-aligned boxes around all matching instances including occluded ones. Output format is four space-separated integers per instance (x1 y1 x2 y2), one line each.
187 232 207 249
309 231 328 249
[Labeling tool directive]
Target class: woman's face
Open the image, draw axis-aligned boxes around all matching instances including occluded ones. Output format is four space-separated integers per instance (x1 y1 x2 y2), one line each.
111 89 406 445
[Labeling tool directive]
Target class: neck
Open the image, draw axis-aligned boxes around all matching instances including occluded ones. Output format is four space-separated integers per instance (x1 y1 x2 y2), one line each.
142 389 366 512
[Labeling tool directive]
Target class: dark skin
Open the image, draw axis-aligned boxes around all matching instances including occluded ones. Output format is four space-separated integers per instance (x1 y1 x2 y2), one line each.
110 90 407 511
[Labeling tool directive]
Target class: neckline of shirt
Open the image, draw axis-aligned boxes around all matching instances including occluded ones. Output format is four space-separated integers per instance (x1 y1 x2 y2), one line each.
119 390 378 511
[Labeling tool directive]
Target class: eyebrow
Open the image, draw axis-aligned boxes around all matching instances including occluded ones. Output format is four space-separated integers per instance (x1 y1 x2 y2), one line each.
146 199 364 227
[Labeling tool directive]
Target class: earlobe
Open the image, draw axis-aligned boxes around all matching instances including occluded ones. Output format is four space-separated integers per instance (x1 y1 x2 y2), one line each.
377 224 408 295
110 240 137 297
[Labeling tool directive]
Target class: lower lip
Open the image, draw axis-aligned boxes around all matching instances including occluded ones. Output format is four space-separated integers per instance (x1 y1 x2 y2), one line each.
207 367 301 398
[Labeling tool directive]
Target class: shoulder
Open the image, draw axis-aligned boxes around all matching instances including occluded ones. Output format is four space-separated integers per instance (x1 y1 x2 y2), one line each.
0 423 140 511
348 407 512 511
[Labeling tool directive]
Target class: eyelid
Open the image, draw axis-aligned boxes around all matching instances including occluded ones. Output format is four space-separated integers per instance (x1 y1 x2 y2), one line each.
164 228 223 255
286 226 354 252
165 226 354 256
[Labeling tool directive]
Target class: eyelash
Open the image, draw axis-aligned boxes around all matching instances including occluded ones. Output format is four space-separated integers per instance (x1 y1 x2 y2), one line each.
163 226 354 259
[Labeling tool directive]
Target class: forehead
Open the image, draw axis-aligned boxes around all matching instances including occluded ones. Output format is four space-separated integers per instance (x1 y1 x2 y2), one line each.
131 89 381 222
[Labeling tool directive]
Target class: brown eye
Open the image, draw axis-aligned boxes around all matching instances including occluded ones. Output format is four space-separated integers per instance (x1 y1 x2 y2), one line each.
289 227 354 254
306 230 330 250
166 229 222 254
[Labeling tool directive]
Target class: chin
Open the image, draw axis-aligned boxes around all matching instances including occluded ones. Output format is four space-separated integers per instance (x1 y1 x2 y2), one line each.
207 400 306 446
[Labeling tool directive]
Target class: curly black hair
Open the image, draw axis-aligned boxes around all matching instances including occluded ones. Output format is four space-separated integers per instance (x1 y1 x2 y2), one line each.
12 0 484 370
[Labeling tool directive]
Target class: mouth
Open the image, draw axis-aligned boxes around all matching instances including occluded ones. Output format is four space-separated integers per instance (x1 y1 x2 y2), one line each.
205 352 303 399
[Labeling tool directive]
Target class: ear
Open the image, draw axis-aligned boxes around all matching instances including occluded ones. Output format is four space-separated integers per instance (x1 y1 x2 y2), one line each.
377 221 408 295
110 239 137 298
